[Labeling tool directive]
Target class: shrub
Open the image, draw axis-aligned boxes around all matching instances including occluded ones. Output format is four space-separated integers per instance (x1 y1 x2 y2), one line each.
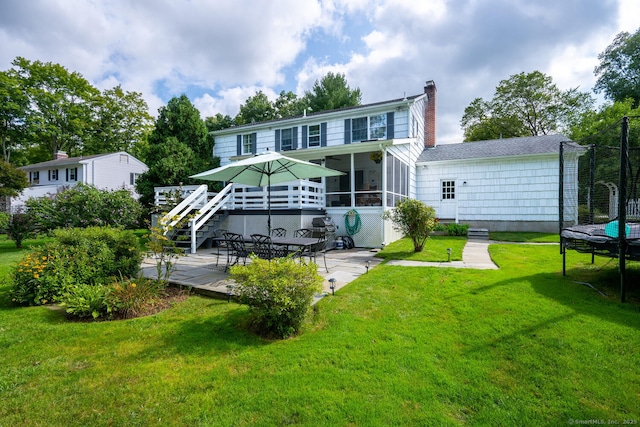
10 226 142 305
0 211 9 230
108 277 165 319
446 223 469 236
383 198 436 252
230 256 323 339
6 209 36 248
25 183 144 232
62 284 114 319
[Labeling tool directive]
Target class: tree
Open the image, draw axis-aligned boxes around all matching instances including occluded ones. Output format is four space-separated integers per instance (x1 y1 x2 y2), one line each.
383 198 436 252
461 71 593 141
235 91 276 125
594 28 640 108
85 85 153 159
274 90 306 118
0 159 29 198
0 69 29 163
302 72 361 113
12 57 99 162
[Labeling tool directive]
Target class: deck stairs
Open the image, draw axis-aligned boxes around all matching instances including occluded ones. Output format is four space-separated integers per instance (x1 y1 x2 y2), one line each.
160 183 234 253
467 228 490 240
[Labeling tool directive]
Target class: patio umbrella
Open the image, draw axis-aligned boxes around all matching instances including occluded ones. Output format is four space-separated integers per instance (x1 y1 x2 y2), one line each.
190 151 343 235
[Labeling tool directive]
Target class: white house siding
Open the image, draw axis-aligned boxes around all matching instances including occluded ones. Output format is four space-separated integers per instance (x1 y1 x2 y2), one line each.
87 153 147 194
417 154 563 232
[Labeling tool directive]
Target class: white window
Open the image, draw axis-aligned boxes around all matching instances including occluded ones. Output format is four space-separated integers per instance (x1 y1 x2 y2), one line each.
242 134 253 154
67 167 78 182
281 128 293 151
48 169 58 181
442 180 455 200
308 124 321 147
119 154 129 163
31 171 40 184
352 114 387 142
130 172 140 185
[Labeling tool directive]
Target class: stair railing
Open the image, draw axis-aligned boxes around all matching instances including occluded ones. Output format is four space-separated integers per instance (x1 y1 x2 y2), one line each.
161 184 208 233
189 183 234 253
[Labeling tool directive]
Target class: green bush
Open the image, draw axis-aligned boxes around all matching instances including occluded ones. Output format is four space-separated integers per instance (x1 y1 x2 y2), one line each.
383 198 436 252
230 256 323 339
446 223 469 236
25 183 144 232
108 277 165 319
10 226 143 305
62 284 114 319
6 210 36 248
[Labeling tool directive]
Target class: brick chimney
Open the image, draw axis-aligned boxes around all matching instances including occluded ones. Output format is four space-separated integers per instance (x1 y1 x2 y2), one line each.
424 80 436 148
54 150 68 160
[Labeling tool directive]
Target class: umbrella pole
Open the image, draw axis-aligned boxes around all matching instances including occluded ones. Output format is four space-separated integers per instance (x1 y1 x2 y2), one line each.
267 174 272 259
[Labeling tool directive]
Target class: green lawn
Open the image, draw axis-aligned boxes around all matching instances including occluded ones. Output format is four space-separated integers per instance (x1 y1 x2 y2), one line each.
1 235 638 426
489 231 560 243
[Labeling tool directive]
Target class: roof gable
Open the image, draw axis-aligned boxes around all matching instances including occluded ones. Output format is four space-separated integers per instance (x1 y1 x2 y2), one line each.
417 134 583 163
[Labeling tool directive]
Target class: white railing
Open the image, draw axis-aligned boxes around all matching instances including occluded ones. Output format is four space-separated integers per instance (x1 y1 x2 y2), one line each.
161 185 209 231
227 181 325 210
188 183 233 253
154 185 204 206
628 199 640 219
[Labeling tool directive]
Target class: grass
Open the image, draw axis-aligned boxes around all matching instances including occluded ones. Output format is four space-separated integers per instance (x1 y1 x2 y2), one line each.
489 231 560 243
1 234 639 426
376 235 467 262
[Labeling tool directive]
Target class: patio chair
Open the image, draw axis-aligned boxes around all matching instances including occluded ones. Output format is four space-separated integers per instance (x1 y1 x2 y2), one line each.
224 232 251 271
293 228 313 238
271 227 287 237
299 234 329 272
212 228 228 266
251 234 288 260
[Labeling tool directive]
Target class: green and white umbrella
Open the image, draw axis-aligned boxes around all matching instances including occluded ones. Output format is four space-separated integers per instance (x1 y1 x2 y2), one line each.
190 151 343 234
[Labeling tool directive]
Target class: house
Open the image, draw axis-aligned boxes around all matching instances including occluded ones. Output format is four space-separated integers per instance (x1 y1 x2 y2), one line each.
166 80 581 250
12 151 148 212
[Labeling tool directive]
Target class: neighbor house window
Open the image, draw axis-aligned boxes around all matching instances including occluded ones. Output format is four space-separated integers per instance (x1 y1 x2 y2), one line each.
442 180 455 200
66 167 77 182
130 172 140 185
351 114 387 142
281 128 293 151
48 169 58 181
242 134 253 154
120 154 129 163
308 124 321 147
30 171 40 184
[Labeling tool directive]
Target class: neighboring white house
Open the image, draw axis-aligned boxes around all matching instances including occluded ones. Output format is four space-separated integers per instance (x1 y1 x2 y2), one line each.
177 80 582 248
12 151 148 212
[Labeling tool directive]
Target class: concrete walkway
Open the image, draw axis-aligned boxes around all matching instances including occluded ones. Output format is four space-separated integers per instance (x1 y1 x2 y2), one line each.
386 238 498 270
140 238 498 301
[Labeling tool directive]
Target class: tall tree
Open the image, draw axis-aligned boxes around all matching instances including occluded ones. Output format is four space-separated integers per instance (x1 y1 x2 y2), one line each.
0 69 28 164
12 57 99 161
235 91 276 125
86 85 153 160
302 72 361 113
274 90 306 118
594 27 640 108
461 71 593 141
0 159 28 198
137 95 216 207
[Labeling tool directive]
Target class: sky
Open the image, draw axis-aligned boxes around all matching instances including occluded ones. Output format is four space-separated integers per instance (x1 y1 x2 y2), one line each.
1 0 638 145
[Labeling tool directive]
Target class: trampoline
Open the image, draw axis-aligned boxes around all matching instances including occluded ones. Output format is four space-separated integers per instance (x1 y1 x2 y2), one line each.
561 222 640 261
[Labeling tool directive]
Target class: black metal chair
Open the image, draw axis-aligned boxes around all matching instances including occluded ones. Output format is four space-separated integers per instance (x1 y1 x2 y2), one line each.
299 235 329 272
251 234 288 260
271 227 287 238
224 232 250 271
212 228 228 266
293 228 313 238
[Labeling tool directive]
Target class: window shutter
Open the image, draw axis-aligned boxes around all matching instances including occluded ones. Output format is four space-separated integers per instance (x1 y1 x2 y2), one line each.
292 127 298 150
301 125 308 149
275 129 281 152
321 122 327 147
251 132 257 154
344 119 351 144
66 168 69 181
48 170 51 180
387 112 394 139
130 173 134 185
236 135 242 155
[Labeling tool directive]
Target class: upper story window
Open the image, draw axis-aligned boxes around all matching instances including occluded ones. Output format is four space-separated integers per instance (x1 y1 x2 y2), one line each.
120 154 129 163
308 125 321 147
281 128 293 151
347 113 392 143
242 134 253 154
